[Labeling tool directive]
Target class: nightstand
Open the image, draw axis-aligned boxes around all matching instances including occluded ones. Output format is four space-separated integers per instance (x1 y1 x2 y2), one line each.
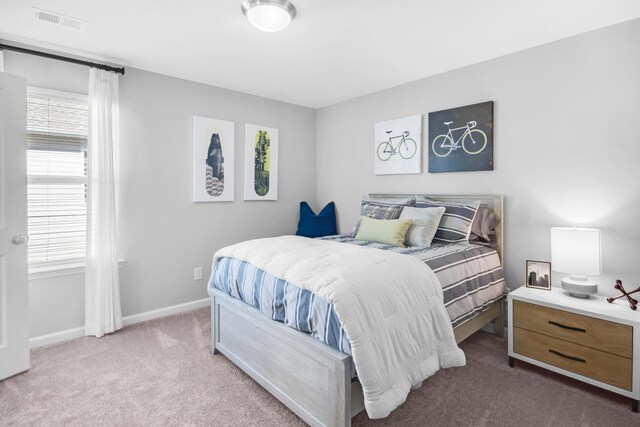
508 286 640 412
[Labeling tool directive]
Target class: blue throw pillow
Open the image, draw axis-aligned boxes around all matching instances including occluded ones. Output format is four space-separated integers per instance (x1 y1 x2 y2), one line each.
296 201 337 238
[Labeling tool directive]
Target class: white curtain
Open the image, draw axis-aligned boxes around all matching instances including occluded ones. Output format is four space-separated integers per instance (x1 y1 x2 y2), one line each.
85 68 122 337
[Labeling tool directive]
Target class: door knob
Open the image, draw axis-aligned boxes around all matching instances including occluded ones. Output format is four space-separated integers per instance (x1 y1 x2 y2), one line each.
11 235 28 245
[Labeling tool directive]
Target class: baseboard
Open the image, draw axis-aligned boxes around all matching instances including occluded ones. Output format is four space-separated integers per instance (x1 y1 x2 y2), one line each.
121 298 210 327
29 326 85 348
29 297 211 348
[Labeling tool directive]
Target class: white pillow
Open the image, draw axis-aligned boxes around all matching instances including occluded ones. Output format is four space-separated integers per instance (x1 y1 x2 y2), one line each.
399 206 446 247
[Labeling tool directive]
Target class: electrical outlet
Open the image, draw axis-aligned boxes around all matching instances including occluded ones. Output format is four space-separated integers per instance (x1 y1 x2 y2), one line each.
193 266 203 281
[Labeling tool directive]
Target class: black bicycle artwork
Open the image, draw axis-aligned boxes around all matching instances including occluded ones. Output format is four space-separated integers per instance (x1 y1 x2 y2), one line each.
428 101 493 173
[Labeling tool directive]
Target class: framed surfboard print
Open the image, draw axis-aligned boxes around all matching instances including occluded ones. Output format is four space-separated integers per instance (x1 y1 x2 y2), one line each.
244 123 278 201
193 116 234 202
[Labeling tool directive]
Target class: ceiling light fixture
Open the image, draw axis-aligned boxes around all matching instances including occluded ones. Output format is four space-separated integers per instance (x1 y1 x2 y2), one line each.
241 0 296 32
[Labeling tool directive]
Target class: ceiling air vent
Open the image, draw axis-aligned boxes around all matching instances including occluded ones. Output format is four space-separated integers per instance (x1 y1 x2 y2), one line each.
33 8 87 31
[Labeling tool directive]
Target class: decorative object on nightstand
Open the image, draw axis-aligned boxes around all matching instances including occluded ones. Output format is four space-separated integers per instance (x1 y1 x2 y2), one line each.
508 286 640 413
550 227 601 298
607 279 640 311
525 260 551 290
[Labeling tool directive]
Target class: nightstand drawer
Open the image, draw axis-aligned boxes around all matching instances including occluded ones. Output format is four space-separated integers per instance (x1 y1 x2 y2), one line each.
513 300 632 358
514 327 632 391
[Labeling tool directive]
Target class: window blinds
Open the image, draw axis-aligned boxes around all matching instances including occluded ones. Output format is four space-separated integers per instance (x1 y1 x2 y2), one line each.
27 88 89 268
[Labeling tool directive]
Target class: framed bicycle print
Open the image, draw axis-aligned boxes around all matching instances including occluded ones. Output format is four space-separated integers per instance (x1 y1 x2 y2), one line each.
374 115 422 175
525 260 552 291
428 101 493 173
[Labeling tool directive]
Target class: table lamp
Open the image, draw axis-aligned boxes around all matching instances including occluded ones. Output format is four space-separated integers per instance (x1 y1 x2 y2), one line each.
550 227 601 298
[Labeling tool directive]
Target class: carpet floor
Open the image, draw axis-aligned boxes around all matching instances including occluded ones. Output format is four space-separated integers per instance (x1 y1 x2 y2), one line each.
1 307 637 426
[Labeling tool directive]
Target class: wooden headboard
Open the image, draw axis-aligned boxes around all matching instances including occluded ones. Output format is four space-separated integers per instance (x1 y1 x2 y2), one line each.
368 194 504 263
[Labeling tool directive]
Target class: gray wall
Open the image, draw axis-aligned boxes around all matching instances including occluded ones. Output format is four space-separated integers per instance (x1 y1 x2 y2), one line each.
316 19 640 295
118 69 315 317
7 18 640 338
5 53 316 338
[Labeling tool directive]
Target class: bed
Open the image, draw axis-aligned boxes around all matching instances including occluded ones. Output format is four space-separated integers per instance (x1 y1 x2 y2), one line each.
208 194 506 427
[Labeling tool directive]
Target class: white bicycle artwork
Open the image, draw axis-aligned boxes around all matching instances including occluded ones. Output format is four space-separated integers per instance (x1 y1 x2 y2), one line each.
431 120 487 157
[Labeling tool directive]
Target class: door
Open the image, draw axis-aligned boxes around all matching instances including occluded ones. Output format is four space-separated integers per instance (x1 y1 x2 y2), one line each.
0 72 29 380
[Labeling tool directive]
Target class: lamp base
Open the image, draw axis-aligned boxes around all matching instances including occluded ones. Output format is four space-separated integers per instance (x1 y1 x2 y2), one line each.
561 276 598 298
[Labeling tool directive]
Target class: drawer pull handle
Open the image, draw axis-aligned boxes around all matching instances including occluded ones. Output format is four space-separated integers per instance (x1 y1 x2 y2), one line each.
548 320 586 333
549 349 586 363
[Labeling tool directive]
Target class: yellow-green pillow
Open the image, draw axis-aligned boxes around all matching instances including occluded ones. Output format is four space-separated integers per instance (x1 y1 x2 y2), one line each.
354 216 411 247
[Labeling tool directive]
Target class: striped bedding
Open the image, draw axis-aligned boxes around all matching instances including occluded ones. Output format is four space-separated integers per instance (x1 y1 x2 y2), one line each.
208 235 506 356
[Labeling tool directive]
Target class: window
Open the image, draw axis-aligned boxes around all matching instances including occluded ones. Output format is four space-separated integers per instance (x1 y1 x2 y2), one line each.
27 87 89 271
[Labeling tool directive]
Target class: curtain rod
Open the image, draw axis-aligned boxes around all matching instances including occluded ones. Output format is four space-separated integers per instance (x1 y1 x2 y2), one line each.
0 43 125 75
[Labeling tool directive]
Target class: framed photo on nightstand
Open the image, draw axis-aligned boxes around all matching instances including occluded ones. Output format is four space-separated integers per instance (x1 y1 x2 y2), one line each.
526 260 551 290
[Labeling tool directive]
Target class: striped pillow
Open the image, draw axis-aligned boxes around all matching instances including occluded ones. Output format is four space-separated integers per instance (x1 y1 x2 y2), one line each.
399 206 446 247
415 198 480 244
351 196 415 236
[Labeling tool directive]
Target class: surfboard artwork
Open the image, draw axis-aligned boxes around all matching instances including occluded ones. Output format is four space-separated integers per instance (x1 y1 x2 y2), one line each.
193 116 234 202
244 123 277 201
205 132 224 196
254 130 270 196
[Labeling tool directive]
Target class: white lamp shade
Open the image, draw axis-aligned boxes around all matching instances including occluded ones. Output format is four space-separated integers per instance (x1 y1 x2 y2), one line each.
550 227 601 276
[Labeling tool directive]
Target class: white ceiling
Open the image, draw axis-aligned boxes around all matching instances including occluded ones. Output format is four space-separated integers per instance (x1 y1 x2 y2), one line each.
1 0 639 108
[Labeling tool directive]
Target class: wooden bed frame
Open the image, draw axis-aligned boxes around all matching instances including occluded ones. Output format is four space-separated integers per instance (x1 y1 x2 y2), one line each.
210 194 505 427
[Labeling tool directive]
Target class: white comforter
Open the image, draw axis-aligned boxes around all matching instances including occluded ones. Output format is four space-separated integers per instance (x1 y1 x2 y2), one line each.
213 235 466 419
